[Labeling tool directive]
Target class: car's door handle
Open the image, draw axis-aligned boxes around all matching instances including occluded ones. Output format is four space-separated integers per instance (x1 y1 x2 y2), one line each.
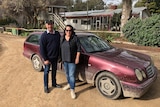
88 64 91 67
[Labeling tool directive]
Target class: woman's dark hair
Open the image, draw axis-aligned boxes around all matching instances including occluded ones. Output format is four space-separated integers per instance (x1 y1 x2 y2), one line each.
64 25 75 35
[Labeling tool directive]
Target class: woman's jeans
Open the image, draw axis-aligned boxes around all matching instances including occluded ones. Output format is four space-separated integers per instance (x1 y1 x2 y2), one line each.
63 62 76 90
44 60 57 89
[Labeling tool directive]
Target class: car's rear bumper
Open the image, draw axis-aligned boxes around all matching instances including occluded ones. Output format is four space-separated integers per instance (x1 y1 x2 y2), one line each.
120 67 157 98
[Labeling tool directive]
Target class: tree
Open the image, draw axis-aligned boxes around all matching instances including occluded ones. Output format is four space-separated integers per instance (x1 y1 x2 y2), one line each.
1 0 23 17
68 0 105 11
111 13 121 31
87 0 105 10
135 0 160 14
120 0 132 36
0 0 58 28
22 0 46 28
72 0 85 11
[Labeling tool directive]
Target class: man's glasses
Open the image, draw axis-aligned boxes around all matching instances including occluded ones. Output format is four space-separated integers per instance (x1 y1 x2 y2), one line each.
65 30 72 32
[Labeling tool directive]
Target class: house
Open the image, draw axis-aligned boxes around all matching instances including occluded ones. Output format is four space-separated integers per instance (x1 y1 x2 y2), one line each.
38 5 66 29
60 7 150 31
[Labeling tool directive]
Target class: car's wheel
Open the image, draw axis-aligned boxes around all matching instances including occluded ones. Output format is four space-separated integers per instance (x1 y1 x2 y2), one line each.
96 72 122 99
31 55 43 72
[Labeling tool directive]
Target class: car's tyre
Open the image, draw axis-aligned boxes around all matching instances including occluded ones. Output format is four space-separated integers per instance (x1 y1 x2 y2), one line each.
31 55 43 72
96 72 122 99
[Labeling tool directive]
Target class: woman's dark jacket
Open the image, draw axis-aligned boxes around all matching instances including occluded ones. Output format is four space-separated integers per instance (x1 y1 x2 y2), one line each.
60 34 81 63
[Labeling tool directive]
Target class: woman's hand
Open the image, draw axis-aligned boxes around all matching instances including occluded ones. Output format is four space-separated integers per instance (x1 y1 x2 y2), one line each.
75 52 80 64
75 58 79 64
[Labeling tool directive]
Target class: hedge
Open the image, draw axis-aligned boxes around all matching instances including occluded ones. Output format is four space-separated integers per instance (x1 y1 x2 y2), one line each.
122 14 160 47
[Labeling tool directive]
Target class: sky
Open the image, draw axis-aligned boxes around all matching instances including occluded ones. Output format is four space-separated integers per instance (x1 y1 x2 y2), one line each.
103 0 122 5
81 0 122 5
103 0 139 7
82 0 139 7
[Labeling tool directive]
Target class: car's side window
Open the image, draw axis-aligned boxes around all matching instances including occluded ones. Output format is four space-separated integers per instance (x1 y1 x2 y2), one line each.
79 36 111 53
27 34 40 45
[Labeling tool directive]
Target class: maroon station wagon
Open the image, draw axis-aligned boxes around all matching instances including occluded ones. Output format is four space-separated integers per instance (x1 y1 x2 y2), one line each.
23 31 157 99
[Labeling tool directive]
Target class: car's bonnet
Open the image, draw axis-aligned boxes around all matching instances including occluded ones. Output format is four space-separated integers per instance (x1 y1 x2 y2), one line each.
93 48 151 69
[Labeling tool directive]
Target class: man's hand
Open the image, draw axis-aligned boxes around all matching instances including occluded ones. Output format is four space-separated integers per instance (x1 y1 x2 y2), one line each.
44 60 50 65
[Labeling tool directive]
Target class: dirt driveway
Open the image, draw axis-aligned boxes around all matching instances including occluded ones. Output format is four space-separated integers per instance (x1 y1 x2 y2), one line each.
0 33 160 107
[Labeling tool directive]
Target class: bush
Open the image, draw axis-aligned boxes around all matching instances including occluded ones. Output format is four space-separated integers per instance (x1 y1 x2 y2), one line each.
122 14 160 47
0 17 18 26
20 32 30 36
93 32 120 42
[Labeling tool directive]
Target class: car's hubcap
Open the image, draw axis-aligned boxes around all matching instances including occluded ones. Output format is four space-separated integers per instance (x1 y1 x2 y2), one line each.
99 77 116 96
33 58 40 69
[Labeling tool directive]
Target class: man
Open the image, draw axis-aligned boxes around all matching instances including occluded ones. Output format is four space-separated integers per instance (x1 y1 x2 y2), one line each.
40 20 61 93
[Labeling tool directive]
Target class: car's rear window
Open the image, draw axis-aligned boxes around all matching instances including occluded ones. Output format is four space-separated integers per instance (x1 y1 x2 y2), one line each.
26 34 41 45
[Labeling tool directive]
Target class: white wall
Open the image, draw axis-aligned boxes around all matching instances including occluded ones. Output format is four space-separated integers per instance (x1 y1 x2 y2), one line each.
64 18 91 30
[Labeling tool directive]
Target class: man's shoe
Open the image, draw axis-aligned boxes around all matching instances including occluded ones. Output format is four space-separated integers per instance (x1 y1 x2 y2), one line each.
63 84 70 90
52 84 62 88
44 88 49 93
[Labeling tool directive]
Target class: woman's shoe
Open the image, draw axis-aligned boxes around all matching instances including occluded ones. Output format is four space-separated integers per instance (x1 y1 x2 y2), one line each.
70 89 76 99
63 84 70 90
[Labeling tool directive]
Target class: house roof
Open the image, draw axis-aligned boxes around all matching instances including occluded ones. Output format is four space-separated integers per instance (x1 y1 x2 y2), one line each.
61 7 147 17
48 5 67 9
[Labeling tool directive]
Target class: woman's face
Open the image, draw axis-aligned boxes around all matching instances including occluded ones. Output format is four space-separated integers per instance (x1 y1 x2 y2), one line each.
65 26 72 35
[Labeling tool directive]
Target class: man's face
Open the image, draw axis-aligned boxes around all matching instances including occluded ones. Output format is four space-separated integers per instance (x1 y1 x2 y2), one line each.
46 23 53 32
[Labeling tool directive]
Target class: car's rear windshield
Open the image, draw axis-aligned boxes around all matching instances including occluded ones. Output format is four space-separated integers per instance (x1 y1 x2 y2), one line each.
26 34 41 45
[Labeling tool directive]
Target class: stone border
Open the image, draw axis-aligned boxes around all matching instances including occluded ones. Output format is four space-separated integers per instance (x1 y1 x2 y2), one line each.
112 40 136 45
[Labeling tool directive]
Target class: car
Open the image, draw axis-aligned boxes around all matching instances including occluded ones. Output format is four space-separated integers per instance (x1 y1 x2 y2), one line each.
23 31 157 99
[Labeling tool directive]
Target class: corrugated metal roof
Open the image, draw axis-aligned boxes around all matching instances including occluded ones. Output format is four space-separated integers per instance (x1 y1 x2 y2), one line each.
132 7 147 14
48 5 67 8
63 7 147 17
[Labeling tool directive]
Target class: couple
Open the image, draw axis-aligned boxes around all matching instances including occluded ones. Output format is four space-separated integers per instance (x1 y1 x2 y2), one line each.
39 20 81 99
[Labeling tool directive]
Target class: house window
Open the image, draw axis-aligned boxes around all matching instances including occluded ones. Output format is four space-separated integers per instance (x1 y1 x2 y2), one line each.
48 7 52 13
81 20 90 25
73 19 78 23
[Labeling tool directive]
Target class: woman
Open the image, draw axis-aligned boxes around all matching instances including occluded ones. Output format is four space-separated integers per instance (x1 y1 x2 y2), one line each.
61 25 81 99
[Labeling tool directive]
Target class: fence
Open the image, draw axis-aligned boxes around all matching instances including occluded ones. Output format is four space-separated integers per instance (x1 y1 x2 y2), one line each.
1 27 45 36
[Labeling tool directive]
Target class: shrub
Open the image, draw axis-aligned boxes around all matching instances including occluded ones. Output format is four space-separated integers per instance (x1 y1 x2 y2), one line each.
93 32 120 42
20 32 30 36
122 14 160 47
0 17 18 26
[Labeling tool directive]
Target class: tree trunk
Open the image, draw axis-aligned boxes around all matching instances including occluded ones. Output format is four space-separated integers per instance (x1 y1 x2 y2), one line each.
120 0 132 37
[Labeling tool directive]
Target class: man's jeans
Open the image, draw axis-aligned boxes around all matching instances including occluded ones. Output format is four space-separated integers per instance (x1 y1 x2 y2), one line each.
63 62 76 90
44 61 57 89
